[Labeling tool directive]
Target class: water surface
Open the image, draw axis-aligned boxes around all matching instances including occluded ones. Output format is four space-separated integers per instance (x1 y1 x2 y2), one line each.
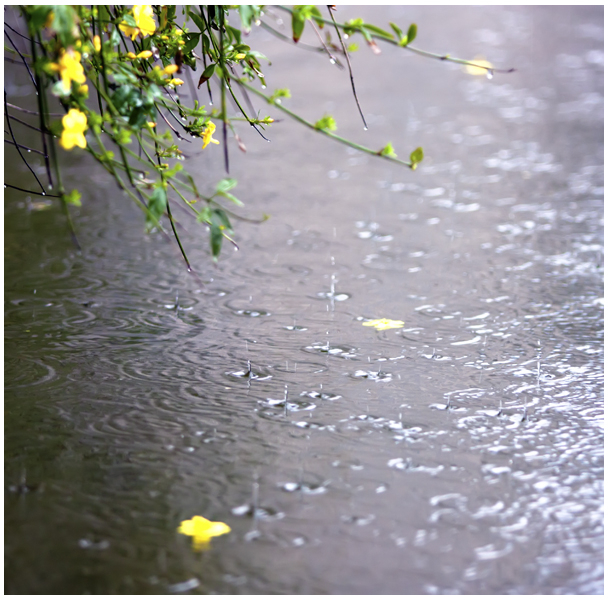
5 5 603 594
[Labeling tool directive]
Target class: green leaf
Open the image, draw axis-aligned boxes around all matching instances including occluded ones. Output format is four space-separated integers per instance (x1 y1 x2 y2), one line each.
210 223 223 260
215 178 237 193
24 6 53 35
292 12 306 43
198 63 216 88
50 5 78 46
238 5 256 32
389 22 403 40
314 115 337 132
363 23 393 39
217 191 243 206
309 6 324 28
164 163 183 178
406 23 417 44
182 32 200 54
269 88 291 104
63 189 82 206
379 142 397 158
188 10 206 33
147 185 167 227
212 208 232 232
409 146 424 169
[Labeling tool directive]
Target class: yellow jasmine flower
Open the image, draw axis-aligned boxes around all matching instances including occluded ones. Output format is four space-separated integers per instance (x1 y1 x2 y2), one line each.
50 49 86 91
59 108 88 150
177 516 230 551
163 64 179 75
93 35 101 52
167 78 184 87
465 56 493 76
119 5 157 41
362 318 405 331
137 50 153 59
78 84 88 95
235 53 246 60
201 122 220 149
146 121 157 128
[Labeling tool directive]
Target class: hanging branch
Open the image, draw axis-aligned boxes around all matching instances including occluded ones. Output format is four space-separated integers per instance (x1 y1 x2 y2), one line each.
4 91 47 194
327 5 367 130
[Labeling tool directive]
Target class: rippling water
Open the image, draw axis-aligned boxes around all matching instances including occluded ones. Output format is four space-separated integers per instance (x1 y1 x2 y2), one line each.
5 6 603 594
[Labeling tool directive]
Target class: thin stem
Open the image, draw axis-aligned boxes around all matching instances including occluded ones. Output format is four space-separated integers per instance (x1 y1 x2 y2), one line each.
327 5 367 130
4 91 47 193
4 183 60 197
234 76 415 169
276 5 515 74
4 139 46 155
30 33 53 187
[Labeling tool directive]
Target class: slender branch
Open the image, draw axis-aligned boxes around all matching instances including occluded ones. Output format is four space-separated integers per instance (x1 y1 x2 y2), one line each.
30 33 53 187
4 139 46 155
4 30 36 87
4 91 47 193
327 5 367 130
4 183 60 197
276 5 516 74
234 76 415 168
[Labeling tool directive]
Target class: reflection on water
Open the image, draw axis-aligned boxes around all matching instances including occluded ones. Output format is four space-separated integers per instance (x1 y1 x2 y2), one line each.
5 5 603 595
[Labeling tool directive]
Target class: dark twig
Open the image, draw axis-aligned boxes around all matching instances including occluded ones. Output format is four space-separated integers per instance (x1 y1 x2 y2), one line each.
4 91 46 194
327 5 367 130
3 113 45 132
4 139 46 155
4 30 36 87
4 22 42 45
30 33 54 187
309 13 343 68
4 182 60 197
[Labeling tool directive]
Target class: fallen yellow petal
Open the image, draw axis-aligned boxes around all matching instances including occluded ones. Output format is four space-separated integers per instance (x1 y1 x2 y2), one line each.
178 516 231 551
362 318 405 331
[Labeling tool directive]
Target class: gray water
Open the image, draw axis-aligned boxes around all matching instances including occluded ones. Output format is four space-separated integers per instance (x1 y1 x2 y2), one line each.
4 6 604 594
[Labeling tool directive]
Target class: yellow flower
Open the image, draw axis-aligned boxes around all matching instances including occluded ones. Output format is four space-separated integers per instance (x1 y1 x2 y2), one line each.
119 5 157 41
167 78 184 87
465 56 493 76
137 50 153 59
163 64 179 75
362 318 405 331
126 52 137 59
93 35 101 52
201 122 220 149
59 108 88 150
177 516 230 551
50 49 86 91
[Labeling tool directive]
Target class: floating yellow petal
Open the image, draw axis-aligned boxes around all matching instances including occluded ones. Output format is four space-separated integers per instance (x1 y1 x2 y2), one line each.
119 5 156 41
362 318 405 331
59 108 88 150
464 56 493 76
202 122 220 149
177 516 231 551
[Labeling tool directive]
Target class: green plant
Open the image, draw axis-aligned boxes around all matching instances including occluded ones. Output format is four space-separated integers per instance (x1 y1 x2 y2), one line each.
4 5 513 267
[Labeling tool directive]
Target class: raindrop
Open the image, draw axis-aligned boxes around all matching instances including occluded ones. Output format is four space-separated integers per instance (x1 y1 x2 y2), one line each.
363 126 368 131
41 192 45 196
27 149 31 153
486 70 494 80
